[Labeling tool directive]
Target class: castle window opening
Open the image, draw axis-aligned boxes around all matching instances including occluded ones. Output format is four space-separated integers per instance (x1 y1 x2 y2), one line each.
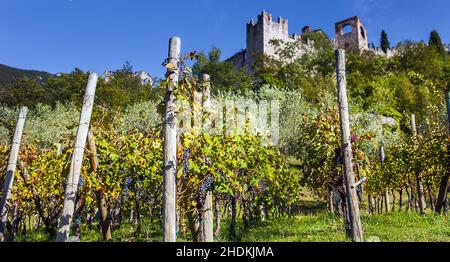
342 24 353 34
360 26 366 39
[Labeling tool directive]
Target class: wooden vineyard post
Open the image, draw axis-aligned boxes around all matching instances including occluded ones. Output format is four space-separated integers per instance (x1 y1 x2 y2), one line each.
380 146 390 212
163 37 180 242
201 74 214 242
0 106 27 241
87 128 112 241
435 92 450 213
410 114 426 214
56 72 98 242
335 49 363 242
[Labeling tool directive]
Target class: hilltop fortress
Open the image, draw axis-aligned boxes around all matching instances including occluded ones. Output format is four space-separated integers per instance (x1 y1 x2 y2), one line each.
227 11 395 73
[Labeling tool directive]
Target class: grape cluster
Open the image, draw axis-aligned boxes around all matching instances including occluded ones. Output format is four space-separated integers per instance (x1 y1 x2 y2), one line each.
195 175 214 206
203 175 214 191
248 181 267 196
238 171 246 177
259 181 267 193
78 177 84 187
182 149 190 178
350 133 358 143
334 147 343 164
257 181 267 195
124 177 133 187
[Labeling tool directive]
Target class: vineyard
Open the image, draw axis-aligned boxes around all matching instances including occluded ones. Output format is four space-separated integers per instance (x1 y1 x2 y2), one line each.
0 33 449 243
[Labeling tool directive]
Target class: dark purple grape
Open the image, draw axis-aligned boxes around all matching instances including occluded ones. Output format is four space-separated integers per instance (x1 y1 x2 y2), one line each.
351 133 358 143
195 175 214 206
78 177 84 187
182 149 190 178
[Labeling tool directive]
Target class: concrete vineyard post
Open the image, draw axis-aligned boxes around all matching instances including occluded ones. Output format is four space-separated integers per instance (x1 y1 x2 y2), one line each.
335 49 363 242
163 37 180 242
0 106 27 242
56 73 97 242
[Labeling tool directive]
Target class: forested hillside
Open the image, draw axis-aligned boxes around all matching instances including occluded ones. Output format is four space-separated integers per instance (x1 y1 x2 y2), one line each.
0 64 52 87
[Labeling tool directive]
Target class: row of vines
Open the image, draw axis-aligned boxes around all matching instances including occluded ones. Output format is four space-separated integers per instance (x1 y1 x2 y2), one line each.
0 69 301 242
1 39 449 242
297 103 449 217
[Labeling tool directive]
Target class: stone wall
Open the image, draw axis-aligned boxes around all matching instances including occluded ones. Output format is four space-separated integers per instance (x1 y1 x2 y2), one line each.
227 50 249 72
371 47 397 58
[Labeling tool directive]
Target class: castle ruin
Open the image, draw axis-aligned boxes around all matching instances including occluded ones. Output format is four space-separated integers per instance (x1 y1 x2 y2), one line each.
227 11 395 73
227 11 319 73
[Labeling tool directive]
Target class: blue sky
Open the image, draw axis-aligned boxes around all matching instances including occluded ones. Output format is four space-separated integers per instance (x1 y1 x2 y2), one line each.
1 0 449 78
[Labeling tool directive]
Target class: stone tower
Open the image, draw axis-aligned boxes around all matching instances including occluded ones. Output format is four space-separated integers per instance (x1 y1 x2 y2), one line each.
246 11 298 63
228 11 303 73
335 16 368 51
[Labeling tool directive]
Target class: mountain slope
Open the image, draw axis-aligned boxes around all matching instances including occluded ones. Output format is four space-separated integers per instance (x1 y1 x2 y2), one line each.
0 64 52 87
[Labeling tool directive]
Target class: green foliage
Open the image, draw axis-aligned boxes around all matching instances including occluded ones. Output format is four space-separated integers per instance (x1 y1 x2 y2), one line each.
96 71 160 111
0 103 79 148
295 107 342 197
117 100 163 134
0 77 47 107
193 47 252 94
0 64 161 111
171 67 300 239
45 69 87 105
88 128 164 222
393 41 445 81
366 106 448 196
257 86 316 155
253 35 335 101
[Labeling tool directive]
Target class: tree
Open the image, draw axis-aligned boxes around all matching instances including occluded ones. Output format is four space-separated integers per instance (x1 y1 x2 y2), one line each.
118 61 133 74
381 30 390 53
0 77 47 107
393 41 444 81
429 30 446 57
208 47 221 64
192 47 252 94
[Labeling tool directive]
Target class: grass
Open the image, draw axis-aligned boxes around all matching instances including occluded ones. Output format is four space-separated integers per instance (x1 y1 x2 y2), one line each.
14 200 450 242
361 211 450 242
218 199 450 242
230 210 450 242
80 222 164 242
